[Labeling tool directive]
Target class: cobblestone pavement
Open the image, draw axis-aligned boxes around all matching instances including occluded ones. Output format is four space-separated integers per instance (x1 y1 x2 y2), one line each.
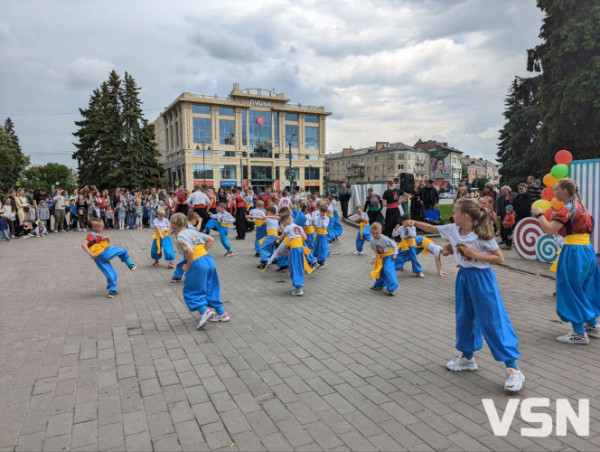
1 218 599 451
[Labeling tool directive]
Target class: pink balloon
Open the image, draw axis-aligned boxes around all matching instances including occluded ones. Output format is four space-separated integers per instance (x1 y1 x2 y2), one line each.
555 149 573 165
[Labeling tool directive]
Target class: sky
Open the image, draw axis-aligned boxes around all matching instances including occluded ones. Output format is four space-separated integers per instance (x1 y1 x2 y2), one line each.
0 0 544 169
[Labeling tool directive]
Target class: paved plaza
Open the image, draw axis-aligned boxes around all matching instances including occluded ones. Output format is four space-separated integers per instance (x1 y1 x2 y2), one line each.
1 220 599 451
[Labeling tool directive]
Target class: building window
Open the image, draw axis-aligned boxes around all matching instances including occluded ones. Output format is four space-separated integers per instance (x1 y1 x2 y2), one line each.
285 125 298 148
285 113 298 122
305 115 318 123
305 126 319 150
220 151 236 157
219 107 234 116
273 112 279 147
305 154 319 160
284 167 300 179
241 109 247 146
219 119 235 145
193 164 213 179
219 165 237 180
194 150 211 157
251 166 272 181
175 122 179 147
192 104 211 114
249 110 272 158
193 117 211 144
398 164 404 170
305 167 320 180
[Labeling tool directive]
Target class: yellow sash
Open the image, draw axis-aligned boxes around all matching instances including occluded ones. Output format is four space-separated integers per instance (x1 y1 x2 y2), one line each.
359 221 368 240
397 237 417 252
304 225 315 235
218 221 229 228
327 212 334 218
255 219 265 227
89 241 109 255
193 243 207 260
419 237 432 255
259 228 278 245
289 237 313 274
316 227 328 235
371 248 395 281
550 234 590 273
152 229 169 253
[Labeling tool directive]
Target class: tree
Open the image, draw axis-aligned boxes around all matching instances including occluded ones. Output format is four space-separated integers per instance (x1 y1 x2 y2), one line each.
0 118 30 193
20 163 76 192
528 0 600 163
73 70 163 190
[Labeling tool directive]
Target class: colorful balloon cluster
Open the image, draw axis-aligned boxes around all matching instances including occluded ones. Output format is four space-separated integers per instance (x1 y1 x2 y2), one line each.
532 149 573 219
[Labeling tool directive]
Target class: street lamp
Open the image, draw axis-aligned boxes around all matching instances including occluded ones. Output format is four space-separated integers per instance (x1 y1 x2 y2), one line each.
287 133 296 193
196 141 211 185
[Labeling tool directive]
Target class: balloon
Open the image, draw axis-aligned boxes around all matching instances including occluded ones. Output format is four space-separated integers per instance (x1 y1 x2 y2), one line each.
544 208 556 222
532 199 552 212
550 198 565 210
555 149 573 165
551 164 569 179
541 187 554 201
543 173 558 187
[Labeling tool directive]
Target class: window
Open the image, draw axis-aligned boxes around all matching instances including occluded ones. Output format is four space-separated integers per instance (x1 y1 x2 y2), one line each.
193 164 213 179
285 113 298 122
305 154 319 160
193 117 211 143
219 165 236 180
175 122 179 147
284 167 300 179
275 167 280 179
398 164 404 170
194 149 212 157
305 167 320 180
192 104 211 114
220 151 236 157
219 119 235 145
249 110 272 157
251 166 272 180
305 126 319 149
285 125 298 148
305 115 318 123
273 112 279 147
219 107 234 116
241 109 247 145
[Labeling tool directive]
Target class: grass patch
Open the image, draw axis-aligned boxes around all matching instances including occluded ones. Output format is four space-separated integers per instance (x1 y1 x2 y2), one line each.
439 204 453 223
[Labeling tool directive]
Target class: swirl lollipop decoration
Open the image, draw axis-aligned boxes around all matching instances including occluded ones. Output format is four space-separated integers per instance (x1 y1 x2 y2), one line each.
513 218 544 260
534 235 560 263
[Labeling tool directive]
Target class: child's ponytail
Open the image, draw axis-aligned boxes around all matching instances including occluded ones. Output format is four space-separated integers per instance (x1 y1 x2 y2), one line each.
455 199 495 240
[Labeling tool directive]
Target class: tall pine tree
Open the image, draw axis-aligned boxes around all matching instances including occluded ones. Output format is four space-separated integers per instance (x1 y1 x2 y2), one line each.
0 118 30 193
73 70 163 190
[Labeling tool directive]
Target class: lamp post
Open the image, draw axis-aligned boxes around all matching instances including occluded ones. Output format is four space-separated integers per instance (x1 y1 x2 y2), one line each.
287 133 295 192
196 141 211 185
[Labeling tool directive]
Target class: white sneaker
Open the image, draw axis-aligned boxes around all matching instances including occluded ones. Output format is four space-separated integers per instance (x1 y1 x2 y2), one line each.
353 250 361 255
291 288 304 296
504 368 525 392
556 331 589 344
197 310 215 329
446 356 478 371
416 272 425 278
209 312 230 322
585 324 600 339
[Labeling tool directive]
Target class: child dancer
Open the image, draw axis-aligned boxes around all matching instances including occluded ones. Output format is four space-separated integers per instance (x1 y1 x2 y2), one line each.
369 222 398 296
81 217 136 298
326 196 343 242
410 236 448 277
172 211 204 283
413 199 524 392
256 206 280 269
248 200 266 257
203 203 235 257
313 203 330 267
392 214 425 277
170 213 229 328
279 213 310 296
151 208 175 268
349 205 371 255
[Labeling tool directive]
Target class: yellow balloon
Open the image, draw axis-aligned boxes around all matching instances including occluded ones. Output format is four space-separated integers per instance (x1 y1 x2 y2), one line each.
543 173 558 187
532 199 552 212
550 198 565 210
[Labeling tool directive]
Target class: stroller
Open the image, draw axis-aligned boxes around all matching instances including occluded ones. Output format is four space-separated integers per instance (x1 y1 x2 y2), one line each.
424 209 443 225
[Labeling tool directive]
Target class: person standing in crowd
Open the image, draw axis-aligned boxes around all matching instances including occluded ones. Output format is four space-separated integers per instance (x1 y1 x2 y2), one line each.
382 180 402 238
411 182 423 221
52 190 67 232
420 180 439 212
364 187 383 225
526 175 542 202
513 183 532 224
337 183 352 219
14 188 30 231
2 197 16 238
176 186 189 216
496 186 514 245
481 182 496 201
187 185 211 227
232 188 247 240
533 177 600 344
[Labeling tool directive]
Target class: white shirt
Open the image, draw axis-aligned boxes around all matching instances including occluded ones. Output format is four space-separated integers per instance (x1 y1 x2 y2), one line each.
177 229 210 253
249 208 265 218
438 223 498 269
392 225 416 239
2 205 15 220
210 211 236 225
349 212 369 223
265 217 280 231
280 196 292 208
153 217 170 231
370 236 398 257
187 191 210 206
314 213 329 229
283 223 303 239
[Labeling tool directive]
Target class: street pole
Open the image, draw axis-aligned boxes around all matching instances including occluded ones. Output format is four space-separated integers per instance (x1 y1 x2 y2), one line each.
288 134 295 193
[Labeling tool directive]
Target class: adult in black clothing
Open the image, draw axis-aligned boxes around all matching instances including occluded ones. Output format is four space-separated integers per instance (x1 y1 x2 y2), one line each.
232 188 247 239
382 180 402 237
513 183 532 224
338 183 351 218
363 188 384 225
420 180 439 211
526 175 542 202
411 185 423 221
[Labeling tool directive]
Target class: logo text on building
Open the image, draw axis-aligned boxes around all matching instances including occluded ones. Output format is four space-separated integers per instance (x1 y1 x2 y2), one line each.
250 99 272 107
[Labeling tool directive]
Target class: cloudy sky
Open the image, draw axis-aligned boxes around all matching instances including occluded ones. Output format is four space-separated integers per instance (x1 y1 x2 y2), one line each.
0 0 544 168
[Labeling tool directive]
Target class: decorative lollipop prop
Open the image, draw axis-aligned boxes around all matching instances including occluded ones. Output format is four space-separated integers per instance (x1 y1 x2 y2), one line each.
514 218 544 260
534 235 560 263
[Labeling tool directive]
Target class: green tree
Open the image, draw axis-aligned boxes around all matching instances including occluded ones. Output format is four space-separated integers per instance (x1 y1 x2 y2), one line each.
20 162 76 192
0 118 30 193
73 70 163 190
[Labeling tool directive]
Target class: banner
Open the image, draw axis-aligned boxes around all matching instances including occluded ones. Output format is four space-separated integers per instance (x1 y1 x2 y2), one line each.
430 149 451 179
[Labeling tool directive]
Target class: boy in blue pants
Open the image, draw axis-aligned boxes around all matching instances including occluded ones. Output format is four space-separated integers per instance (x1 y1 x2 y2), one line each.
392 214 425 277
82 217 136 298
172 211 203 283
203 203 236 257
349 205 371 255
369 222 398 296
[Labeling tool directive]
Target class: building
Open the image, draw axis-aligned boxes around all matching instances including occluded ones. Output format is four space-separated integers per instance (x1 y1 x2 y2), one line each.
414 139 463 189
152 85 331 192
461 155 501 187
325 141 430 191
